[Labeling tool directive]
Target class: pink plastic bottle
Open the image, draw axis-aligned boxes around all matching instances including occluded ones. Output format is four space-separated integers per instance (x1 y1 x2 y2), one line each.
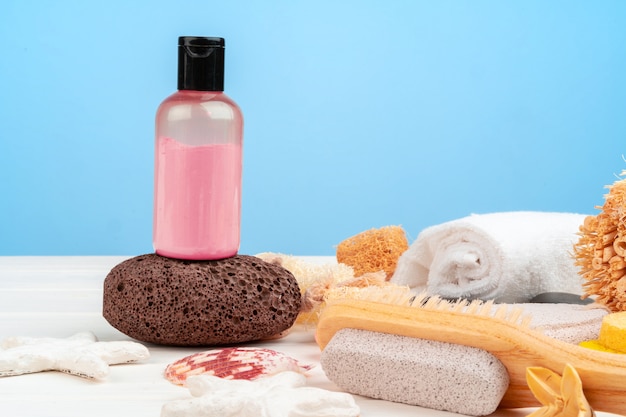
153 37 244 260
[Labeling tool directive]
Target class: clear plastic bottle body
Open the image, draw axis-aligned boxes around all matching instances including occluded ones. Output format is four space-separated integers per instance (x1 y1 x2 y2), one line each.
153 90 243 260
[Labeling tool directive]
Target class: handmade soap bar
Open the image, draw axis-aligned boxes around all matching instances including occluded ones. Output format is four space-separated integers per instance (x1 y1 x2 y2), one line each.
103 254 301 346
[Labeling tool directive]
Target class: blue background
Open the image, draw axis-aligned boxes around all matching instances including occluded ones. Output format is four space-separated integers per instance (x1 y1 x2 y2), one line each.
1 1 624 256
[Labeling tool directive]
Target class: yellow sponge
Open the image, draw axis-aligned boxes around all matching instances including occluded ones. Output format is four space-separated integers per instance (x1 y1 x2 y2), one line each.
579 339 622 354
599 311 626 353
336 226 409 279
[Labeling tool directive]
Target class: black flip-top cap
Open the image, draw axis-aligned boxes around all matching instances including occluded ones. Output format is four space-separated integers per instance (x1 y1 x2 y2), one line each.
178 36 225 91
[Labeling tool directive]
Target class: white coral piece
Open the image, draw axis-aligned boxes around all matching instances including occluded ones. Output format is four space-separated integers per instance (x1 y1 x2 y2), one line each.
161 371 360 417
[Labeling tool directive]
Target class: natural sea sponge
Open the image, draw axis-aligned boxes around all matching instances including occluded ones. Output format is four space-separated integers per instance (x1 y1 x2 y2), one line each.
103 254 301 346
336 226 409 279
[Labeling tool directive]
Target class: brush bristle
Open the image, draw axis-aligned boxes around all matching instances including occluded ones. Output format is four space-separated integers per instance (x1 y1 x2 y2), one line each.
325 285 415 307
326 286 533 329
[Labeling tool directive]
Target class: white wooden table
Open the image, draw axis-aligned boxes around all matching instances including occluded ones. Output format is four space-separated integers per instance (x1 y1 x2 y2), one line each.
0 256 616 417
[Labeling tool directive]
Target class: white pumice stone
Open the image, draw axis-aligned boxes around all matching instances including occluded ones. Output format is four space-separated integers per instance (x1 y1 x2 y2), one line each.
320 328 509 416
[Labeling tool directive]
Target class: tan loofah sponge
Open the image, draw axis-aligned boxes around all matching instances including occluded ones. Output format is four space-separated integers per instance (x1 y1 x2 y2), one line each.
336 225 409 279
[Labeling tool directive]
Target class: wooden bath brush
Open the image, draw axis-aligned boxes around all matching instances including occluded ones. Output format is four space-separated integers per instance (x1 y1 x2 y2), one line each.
315 294 626 415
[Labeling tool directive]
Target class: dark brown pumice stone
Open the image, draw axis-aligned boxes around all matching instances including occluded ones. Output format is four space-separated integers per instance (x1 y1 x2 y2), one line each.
102 254 302 346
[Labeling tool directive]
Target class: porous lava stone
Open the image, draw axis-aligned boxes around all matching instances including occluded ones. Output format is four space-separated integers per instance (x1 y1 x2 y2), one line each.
102 254 302 346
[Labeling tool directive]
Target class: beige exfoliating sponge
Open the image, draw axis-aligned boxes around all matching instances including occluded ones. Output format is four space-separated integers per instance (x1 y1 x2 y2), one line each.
336 225 409 279
254 252 357 325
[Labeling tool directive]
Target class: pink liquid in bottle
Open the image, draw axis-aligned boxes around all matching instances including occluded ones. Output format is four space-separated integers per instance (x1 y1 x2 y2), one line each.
153 37 244 260
154 138 242 259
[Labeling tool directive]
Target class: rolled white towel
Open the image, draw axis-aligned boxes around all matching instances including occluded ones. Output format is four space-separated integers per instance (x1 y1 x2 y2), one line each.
391 212 587 303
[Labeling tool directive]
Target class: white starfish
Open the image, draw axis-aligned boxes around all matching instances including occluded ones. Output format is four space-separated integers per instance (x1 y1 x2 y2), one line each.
0 331 150 379
161 371 360 417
